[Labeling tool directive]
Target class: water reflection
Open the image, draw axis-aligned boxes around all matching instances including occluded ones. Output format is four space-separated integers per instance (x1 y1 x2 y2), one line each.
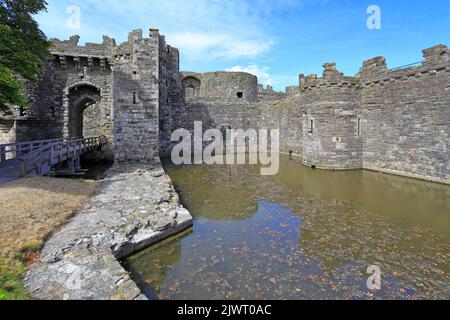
124 156 450 300
80 159 113 181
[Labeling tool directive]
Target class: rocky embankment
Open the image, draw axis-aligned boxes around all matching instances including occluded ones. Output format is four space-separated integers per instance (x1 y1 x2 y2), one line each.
24 164 193 300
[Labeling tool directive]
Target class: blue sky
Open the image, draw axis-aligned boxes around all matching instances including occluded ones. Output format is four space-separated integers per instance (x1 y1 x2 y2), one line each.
35 0 450 91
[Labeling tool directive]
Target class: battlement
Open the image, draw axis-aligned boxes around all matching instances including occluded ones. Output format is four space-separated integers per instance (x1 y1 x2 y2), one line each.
48 29 167 71
50 35 115 58
297 45 449 92
299 64 359 92
257 84 288 102
357 44 449 84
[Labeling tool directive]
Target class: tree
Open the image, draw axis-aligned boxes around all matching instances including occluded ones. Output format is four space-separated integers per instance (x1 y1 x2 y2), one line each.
0 0 51 114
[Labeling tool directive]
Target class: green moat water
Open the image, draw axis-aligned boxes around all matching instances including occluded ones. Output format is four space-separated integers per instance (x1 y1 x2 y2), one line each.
124 156 449 300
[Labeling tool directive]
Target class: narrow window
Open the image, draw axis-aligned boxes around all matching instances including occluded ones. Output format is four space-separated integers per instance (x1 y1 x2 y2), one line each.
19 107 25 116
309 119 314 134
133 92 137 104
358 118 362 137
237 92 244 99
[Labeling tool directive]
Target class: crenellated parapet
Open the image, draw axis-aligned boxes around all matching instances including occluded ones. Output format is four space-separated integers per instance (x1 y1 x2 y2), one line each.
257 84 288 102
50 35 115 73
295 44 449 182
51 35 115 57
356 56 388 81
299 67 359 93
422 44 449 67
357 44 449 86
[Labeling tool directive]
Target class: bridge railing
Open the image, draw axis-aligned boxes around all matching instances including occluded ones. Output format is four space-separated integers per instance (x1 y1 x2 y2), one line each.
0 138 78 164
17 137 101 176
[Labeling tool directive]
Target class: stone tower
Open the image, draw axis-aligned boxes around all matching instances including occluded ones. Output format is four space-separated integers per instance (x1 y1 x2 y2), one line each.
301 63 362 170
112 29 161 163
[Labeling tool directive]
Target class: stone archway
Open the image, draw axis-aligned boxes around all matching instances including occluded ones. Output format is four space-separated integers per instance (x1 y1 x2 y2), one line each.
67 84 101 138
182 76 201 98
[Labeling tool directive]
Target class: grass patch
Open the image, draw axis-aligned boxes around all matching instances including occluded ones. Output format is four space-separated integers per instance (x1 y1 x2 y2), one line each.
0 177 96 300
0 252 28 300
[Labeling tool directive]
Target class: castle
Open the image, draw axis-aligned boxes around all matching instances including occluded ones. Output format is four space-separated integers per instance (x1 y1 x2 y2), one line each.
0 28 448 184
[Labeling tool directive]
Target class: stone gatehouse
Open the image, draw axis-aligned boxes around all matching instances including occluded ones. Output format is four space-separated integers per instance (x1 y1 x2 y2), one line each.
0 28 448 184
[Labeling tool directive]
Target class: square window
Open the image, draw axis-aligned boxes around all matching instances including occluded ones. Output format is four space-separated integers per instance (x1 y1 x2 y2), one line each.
237 92 244 99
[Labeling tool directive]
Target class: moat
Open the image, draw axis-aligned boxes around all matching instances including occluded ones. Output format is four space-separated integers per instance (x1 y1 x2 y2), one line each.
124 155 450 300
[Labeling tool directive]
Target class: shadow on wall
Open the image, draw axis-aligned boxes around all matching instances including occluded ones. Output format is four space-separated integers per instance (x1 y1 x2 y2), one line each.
159 101 261 159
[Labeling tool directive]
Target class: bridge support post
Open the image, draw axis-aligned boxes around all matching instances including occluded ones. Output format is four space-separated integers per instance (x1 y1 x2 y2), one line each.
67 158 76 174
19 159 25 177
74 155 81 171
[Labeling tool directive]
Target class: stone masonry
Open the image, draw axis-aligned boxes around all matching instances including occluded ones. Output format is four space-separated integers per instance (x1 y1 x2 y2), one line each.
1 28 448 300
24 164 193 300
1 28 448 184
173 44 449 184
1 28 180 163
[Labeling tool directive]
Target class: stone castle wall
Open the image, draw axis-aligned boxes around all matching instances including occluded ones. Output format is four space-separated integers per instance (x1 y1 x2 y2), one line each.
1 27 448 184
358 45 449 183
159 39 184 159
112 29 161 163
299 64 363 170
165 96 303 159
170 45 448 184
257 85 289 102
2 29 177 163
181 71 258 102
3 35 116 158
0 120 16 145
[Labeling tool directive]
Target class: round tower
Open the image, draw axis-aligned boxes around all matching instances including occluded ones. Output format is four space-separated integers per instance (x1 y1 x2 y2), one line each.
301 63 363 170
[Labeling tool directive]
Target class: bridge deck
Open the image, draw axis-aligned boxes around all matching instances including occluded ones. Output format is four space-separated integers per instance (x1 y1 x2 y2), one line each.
0 137 102 182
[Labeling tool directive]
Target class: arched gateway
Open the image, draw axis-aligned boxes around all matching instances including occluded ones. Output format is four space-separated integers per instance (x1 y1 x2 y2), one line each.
2 29 182 163
66 83 101 138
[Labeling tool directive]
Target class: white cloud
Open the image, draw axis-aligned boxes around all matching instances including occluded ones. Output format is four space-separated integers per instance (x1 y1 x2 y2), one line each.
170 32 273 61
226 64 273 86
43 0 276 61
39 0 330 66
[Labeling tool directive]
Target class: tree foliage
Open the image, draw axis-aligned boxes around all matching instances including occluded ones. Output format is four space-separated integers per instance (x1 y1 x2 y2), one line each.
0 0 51 114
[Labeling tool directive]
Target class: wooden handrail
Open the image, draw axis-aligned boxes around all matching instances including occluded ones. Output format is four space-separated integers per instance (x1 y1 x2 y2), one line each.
5 136 103 177
0 138 81 161
1 137 100 159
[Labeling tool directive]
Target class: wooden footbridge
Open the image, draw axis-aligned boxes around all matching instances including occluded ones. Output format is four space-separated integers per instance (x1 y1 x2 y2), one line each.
0 137 103 182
